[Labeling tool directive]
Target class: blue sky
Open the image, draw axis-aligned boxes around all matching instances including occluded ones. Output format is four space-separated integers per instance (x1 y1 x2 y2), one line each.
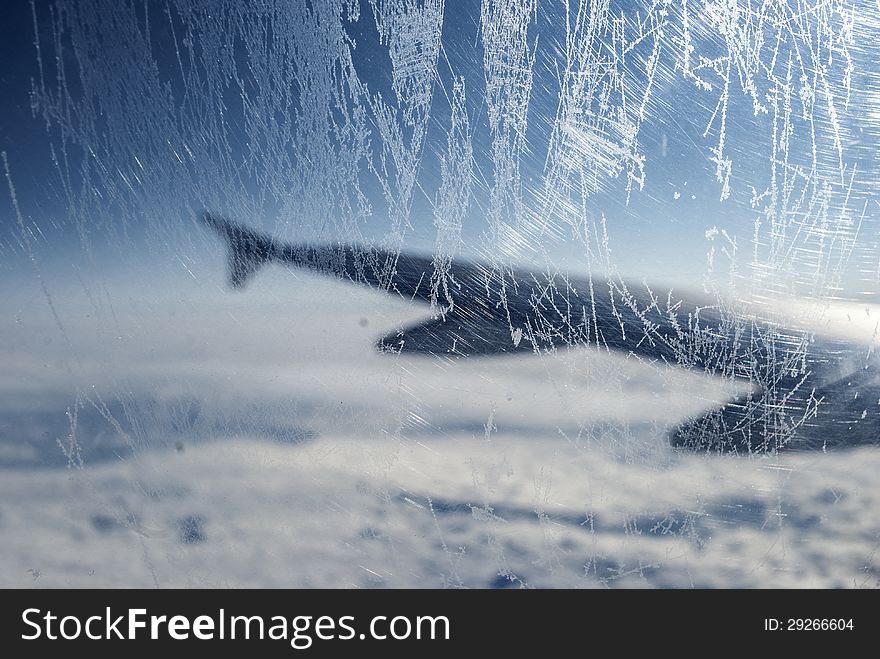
2 0 877 297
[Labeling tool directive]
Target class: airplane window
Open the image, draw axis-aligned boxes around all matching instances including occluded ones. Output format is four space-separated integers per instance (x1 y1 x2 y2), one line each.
2 0 878 589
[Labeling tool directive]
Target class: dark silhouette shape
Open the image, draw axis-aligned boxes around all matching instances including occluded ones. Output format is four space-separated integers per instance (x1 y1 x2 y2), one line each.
199 211 878 454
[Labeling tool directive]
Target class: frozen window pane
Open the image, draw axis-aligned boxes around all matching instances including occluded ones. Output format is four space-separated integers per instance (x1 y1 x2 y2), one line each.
1 0 878 588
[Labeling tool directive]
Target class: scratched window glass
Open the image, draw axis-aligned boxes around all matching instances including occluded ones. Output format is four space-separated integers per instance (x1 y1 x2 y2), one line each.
1 0 878 588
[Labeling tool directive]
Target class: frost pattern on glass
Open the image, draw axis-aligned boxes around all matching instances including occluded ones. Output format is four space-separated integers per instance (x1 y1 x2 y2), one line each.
431 78 472 315
27 0 879 447
6 0 879 588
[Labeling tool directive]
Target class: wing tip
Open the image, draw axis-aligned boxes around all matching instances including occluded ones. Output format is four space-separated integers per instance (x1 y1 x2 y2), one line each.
200 210 272 289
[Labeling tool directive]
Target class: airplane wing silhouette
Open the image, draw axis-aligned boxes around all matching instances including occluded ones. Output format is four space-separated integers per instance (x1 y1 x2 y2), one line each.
199 211 879 454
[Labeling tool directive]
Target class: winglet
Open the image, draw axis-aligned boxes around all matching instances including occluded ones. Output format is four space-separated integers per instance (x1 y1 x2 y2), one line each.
200 211 274 289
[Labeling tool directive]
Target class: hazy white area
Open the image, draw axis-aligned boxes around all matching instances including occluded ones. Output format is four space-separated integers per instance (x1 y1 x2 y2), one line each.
1 261 877 588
